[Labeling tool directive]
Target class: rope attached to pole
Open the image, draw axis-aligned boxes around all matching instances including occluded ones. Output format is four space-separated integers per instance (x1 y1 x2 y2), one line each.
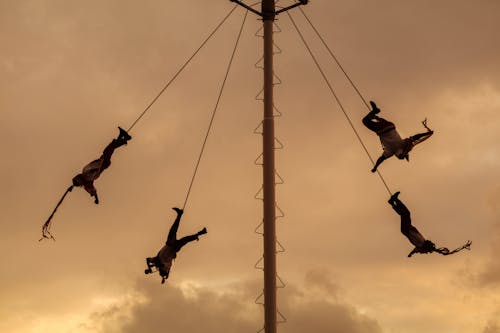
126 4 239 132
182 9 249 210
298 7 370 110
39 6 239 241
39 185 74 241
286 11 392 196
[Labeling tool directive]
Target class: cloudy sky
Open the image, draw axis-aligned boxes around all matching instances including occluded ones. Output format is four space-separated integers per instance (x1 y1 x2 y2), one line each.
1 0 500 332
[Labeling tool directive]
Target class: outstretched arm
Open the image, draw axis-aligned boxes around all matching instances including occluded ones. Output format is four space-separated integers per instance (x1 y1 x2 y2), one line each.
407 248 418 257
83 183 98 204
410 119 434 145
371 154 387 173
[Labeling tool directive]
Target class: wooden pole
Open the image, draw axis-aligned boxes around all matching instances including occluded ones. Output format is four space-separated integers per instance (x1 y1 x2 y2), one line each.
261 1 277 332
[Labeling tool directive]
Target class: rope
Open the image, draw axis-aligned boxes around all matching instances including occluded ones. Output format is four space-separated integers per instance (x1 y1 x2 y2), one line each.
287 11 392 196
39 185 74 241
126 5 239 132
182 9 249 210
436 240 472 256
298 7 370 110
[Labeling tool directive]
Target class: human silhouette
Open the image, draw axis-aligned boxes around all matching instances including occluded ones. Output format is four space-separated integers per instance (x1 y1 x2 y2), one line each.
388 191 471 257
71 127 131 204
362 101 433 172
145 208 207 284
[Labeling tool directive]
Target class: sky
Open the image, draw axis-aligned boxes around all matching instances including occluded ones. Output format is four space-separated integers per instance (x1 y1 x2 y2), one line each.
1 0 500 332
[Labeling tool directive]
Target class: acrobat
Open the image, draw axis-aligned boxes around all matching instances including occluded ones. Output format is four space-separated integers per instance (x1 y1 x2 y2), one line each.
362 101 433 172
145 208 207 284
71 127 131 204
388 191 471 257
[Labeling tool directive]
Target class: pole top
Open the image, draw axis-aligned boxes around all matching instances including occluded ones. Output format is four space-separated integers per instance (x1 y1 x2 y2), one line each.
230 0 308 19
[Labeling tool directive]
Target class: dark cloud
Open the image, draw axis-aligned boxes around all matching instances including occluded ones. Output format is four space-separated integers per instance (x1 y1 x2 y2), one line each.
1 1 499 332
84 273 381 333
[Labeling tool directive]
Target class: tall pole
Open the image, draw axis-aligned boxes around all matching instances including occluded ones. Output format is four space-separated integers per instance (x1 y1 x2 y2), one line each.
261 1 276 333
229 2 308 332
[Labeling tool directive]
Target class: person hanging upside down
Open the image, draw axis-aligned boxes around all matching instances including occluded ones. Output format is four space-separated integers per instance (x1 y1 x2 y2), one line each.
388 191 471 257
362 101 433 172
145 208 207 284
71 127 131 204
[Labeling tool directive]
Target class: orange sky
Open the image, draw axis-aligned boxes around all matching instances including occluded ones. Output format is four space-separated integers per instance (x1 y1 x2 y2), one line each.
1 1 500 332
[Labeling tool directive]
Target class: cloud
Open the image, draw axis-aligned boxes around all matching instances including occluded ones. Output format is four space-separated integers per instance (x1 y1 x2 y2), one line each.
483 321 500 333
303 268 341 298
471 186 500 288
83 272 381 333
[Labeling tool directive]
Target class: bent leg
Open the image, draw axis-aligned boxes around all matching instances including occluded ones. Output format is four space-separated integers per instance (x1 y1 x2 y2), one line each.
362 113 381 132
99 139 124 171
390 197 410 216
146 256 159 269
174 234 199 252
363 114 394 133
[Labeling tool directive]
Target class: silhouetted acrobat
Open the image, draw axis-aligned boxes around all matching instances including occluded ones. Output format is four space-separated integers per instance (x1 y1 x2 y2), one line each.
145 208 207 284
71 127 131 204
388 191 471 257
362 101 433 172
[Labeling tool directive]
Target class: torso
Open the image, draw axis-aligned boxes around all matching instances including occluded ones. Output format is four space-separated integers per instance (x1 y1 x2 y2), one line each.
157 244 177 271
407 226 426 248
380 129 408 158
82 159 104 182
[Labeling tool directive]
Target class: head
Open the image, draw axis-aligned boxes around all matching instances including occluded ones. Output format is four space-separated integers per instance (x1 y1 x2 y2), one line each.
159 268 168 278
421 240 436 253
72 174 85 187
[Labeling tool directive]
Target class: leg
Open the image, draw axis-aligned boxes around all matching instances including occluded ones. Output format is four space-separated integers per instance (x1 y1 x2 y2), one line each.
146 256 160 268
388 195 412 235
145 256 158 274
363 114 395 133
399 210 412 237
99 139 124 171
362 113 382 132
167 208 183 243
174 228 206 252
174 234 200 252
389 195 410 216
118 127 132 141
371 154 387 173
